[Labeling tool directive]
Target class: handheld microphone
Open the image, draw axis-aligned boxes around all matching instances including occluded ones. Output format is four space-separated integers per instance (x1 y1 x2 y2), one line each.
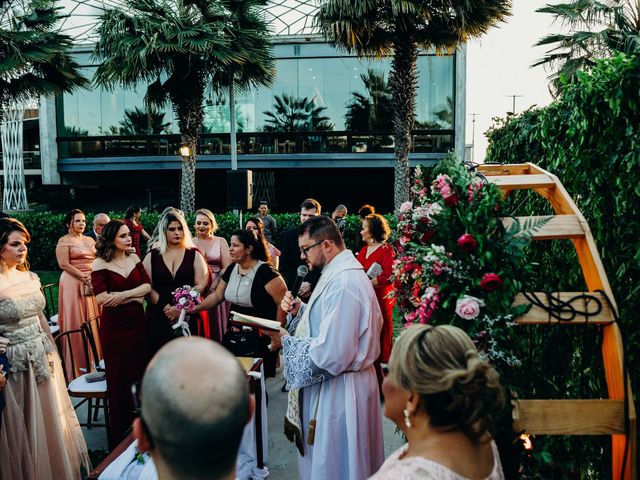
290 265 309 298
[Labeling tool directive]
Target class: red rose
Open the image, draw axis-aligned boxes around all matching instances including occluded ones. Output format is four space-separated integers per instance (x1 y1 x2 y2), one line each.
480 273 503 292
457 233 478 252
444 193 459 207
420 230 434 244
418 216 430 226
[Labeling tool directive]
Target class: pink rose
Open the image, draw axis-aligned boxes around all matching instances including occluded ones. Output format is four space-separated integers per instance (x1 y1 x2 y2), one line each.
455 295 484 320
400 201 412 213
457 233 478 252
480 273 503 292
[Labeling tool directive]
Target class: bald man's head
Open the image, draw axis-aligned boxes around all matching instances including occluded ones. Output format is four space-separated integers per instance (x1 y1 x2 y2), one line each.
141 338 250 480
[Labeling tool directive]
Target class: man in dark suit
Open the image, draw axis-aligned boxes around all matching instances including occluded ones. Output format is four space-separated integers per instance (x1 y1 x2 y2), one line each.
85 213 110 241
279 198 322 297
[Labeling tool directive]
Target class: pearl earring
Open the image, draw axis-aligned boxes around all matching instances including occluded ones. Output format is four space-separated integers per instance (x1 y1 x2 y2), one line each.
403 408 412 429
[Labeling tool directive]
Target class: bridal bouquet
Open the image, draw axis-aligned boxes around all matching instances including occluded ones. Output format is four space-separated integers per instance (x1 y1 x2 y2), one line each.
171 285 202 337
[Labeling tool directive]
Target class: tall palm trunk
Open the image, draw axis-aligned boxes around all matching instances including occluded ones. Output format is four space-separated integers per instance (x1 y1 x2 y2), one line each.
389 33 418 210
172 76 204 213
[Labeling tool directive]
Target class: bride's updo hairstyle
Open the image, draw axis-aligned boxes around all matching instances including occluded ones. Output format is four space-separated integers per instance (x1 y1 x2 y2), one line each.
389 324 505 442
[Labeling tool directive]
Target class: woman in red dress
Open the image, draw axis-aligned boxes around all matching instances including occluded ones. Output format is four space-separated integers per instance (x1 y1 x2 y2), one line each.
357 214 395 383
92 220 151 446
124 205 150 257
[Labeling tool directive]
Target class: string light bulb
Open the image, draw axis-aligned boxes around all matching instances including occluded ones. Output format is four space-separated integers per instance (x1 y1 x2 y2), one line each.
519 432 533 450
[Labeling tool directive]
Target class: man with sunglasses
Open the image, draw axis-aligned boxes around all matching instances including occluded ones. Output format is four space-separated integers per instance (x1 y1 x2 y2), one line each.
133 337 254 480
266 216 385 480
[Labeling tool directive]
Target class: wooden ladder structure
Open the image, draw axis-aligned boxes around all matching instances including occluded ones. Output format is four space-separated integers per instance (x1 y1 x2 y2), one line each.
478 162 636 479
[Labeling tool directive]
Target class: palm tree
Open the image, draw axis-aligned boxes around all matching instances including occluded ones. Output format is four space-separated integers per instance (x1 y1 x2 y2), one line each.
118 106 171 135
263 94 334 132
534 1 640 91
345 69 394 132
93 0 271 212
0 0 87 112
316 0 511 209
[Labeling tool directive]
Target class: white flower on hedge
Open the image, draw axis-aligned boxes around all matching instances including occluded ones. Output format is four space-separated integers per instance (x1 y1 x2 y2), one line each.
455 295 485 320
424 287 438 299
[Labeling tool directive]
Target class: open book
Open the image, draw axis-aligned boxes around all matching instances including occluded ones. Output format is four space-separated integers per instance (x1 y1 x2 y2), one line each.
230 311 281 332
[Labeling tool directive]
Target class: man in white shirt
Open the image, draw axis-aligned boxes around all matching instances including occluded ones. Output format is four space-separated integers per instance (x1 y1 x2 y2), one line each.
267 216 385 480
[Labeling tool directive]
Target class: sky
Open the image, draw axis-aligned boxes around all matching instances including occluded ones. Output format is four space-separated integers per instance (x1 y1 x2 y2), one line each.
466 1 557 162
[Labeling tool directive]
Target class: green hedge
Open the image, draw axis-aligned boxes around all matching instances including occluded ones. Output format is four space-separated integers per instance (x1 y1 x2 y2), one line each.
485 53 640 476
15 211 396 271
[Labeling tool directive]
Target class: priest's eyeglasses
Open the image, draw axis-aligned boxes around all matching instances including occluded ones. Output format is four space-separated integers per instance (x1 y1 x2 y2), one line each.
300 240 323 257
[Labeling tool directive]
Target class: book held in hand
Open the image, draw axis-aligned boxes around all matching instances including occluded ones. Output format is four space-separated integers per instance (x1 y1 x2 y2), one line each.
230 311 281 332
367 262 383 279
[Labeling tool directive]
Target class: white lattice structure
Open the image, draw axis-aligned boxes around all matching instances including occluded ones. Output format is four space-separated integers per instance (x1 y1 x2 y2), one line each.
58 0 320 40
1 103 29 211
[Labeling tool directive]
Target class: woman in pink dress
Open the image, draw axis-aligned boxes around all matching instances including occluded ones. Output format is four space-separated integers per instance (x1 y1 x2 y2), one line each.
0 218 90 479
358 214 395 383
193 209 231 342
55 209 101 376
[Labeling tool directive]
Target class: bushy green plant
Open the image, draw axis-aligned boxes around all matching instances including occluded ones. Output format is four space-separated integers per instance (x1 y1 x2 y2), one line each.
14 210 395 271
486 52 640 478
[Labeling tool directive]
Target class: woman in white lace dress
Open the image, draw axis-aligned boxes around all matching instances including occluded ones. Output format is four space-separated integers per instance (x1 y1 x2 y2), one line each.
0 218 90 479
370 324 505 480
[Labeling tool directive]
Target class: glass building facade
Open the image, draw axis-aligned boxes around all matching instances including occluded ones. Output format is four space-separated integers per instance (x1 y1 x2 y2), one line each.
56 40 455 158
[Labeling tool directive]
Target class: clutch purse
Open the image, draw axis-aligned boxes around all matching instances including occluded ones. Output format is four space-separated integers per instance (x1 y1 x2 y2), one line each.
85 371 106 383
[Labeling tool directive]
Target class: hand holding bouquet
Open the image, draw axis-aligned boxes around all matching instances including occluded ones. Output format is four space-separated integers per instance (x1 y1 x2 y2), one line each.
171 285 202 336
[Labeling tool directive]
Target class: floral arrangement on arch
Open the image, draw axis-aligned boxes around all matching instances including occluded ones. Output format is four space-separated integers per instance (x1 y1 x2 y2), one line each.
392 157 545 368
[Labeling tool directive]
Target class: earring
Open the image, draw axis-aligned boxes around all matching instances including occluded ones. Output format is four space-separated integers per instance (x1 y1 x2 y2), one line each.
403 408 412 429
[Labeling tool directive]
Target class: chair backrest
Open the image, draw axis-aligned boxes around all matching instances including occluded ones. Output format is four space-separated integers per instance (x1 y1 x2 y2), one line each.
55 328 91 385
82 316 103 371
40 283 59 321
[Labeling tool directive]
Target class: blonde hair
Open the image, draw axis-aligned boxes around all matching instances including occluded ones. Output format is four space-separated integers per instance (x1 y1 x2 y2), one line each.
156 209 195 254
194 208 218 235
389 324 505 442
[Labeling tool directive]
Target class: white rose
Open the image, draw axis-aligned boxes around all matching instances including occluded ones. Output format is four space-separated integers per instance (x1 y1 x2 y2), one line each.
178 297 187 305
400 201 412 213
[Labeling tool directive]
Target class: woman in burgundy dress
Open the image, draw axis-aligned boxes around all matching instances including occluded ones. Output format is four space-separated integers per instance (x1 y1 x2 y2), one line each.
124 205 150 257
143 208 209 356
92 220 151 446
358 214 396 384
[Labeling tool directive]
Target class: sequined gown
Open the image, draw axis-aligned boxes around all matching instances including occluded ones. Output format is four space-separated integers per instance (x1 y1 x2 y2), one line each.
0 273 90 480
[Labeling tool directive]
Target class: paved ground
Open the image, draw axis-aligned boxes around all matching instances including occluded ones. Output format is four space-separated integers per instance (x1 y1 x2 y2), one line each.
80 366 404 478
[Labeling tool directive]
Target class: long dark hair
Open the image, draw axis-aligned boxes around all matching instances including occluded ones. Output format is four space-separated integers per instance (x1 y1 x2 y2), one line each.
125 204 141 221
231 229 271 264
96 220 130 262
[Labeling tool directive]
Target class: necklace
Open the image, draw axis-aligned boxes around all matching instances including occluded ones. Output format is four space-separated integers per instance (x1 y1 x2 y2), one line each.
112 256 128 268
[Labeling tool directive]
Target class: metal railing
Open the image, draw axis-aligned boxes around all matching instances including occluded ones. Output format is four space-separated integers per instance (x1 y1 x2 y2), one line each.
56 130 454 158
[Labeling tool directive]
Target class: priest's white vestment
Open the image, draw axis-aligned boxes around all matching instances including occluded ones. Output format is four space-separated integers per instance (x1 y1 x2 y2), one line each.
282 249 385 480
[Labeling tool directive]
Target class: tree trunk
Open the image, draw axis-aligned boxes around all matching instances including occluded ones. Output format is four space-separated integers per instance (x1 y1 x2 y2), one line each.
389 34 418 211
172 75 204 213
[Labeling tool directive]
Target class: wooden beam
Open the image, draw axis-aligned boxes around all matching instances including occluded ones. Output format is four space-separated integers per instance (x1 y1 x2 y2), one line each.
502 215 584 240
512 292 614 324
513 399 626 435
478 164 532 176
485 174 556 190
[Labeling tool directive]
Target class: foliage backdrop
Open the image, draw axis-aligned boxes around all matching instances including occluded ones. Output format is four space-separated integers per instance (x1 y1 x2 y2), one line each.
17 211 395 272
485 52 640 477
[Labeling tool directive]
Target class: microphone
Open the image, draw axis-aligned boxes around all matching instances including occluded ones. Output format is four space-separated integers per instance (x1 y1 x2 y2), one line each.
290 265 309 298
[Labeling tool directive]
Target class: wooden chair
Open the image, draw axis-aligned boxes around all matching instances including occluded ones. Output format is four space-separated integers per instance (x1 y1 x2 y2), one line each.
82 317 107 422
55 327 110 446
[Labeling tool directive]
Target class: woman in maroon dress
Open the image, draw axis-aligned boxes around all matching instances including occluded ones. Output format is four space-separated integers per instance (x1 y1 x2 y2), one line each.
124 205 150 256
143 208 209 356
92 220 151 446
358 214 395 382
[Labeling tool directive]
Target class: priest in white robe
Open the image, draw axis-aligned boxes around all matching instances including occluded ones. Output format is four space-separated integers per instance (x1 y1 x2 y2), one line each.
267 216 385 480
